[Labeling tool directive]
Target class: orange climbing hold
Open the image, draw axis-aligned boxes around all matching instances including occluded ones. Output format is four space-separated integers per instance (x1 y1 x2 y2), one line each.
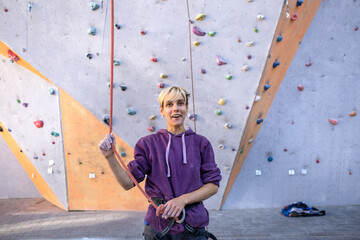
349 111 356 117
328 119 338 125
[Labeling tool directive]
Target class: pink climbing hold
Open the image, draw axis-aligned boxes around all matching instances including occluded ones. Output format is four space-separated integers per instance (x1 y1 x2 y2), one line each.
150 57 158 62
34 120 44 128
297 84 304 91
148 126 155 132
328 119 338 125
192 26 206 36
290 13 298 21
305 62 312 67
215 55 227 66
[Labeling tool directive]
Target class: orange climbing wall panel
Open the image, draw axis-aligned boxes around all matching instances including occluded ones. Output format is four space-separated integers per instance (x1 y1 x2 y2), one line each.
0 41 53 84
0 121 66 210
60 88 148 210
220 0 322 208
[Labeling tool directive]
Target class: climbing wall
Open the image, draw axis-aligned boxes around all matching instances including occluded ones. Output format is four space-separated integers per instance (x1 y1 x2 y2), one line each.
223 0 360 209
0 0 328 210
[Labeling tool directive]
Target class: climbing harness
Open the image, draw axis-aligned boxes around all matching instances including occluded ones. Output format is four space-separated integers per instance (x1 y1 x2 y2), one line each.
107 0 214 238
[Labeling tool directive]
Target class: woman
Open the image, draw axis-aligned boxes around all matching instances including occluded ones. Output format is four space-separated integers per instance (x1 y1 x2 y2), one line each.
99 86 221 239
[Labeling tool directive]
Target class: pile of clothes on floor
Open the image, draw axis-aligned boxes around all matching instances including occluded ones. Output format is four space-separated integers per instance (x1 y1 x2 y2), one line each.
282 201 326 217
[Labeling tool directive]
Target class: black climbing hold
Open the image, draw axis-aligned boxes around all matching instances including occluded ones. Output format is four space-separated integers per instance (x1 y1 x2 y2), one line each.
0 126 3 132
115 24 121 30
87 53 93 59
103 115 110 125
120 85 127 91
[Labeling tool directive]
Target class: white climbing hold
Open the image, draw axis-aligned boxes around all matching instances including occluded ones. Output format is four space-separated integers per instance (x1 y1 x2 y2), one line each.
49 160 55 166
254 95 261 102
246 41 255 47
242 65 250 72
257 15 265 20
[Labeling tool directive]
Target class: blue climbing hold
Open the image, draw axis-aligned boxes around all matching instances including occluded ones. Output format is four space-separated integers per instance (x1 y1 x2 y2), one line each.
268 156 273 162
257 118 263 124
296 0 303 7
264 84 271 90
277 35 283 42
273 61 280 68
127 108 136 115
121 152 126 157
88 27 96 36
90 2 100 10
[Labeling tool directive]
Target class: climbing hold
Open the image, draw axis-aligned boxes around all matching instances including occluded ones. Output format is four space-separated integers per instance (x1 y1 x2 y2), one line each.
297 84 304 91
88 27 96 35
7 49 20 62
49 88 56 95
87 53 93 59
33 155 38 160
328 119 338 125
201 69 206 74
193 26 206 36
115 24 121 30
120 85 127 91
257 15 265 20
158 83 165 88
257 118 264 124
188 113 197 121
127 108 136 115
208 31 216 37
316 159 320 164
248 138 253 143
349 111 356 117
224 122 232 129
195 13 206 21
90 2 100 10
121 152 126 157
284 148 288 152
182 57 186 62
296 0 303 7
193 41 200 46
355 27 359 31
225 74 232 80
247 55 252 60
28 2 32 12
264 84 271 90
305 62 312 67
254 95 261 102
0 126 3 132
216 56 227 66
267 156 273 162
51 131 59 137
107 82 114 88
148 126 155 132
4 8 8 12
140 30 146 35
242 65 250 72
254 27 259 33
273 61 280 68
113 60 120 66
246 41 255 47
245 105 250 110
218 144 225 149
160 73 168 79
277 35 283 42
8 128 11 132
150 57 158 62
240 148 244 154
237 38 242 43
103 115 110 125
49 160 55 166
218 98 226 105
290 13 298 21
255 170 262 176
149 115 156 120
348 170 352 175
215 109 222 115
286 11 290 19
34 120 44 128
246 0 253 2
16 99 21 104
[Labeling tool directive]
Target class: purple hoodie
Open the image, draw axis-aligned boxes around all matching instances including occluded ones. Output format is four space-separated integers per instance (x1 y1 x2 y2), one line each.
127 128 221 234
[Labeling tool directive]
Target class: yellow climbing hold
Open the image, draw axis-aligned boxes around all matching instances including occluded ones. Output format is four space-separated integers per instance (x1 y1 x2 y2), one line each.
160 73 168 79
193 41 200 46
195 13 206 21
149 115 156 120
218 98 226 105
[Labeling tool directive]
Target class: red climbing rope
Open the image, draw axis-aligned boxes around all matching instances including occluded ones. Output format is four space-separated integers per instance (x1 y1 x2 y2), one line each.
108 0 158 210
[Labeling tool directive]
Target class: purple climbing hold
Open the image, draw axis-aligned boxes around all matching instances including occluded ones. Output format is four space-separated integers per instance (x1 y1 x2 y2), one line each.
23 103 28 107
193 26 206 36
188 113 197 121
273 61 280 68
201 69 206 74
216 55 227 66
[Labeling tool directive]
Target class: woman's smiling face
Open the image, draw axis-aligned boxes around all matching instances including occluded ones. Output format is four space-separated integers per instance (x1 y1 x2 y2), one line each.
160 95 188 129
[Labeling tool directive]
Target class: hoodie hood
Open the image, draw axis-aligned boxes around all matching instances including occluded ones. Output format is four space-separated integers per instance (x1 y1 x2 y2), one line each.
157 128 195 177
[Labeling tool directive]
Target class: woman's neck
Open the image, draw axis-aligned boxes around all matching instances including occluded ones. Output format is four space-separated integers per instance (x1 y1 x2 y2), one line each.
166 126 186 135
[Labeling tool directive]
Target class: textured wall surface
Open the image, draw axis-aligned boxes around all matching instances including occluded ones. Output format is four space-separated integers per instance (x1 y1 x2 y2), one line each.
223 0 360 209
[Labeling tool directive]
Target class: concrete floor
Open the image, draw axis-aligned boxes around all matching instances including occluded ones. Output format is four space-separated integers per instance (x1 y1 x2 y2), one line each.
0 198 359 240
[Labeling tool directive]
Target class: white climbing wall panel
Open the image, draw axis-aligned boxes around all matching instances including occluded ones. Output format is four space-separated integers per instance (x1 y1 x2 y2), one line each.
1 0 284 209
0 55 68 208
223 0 360 209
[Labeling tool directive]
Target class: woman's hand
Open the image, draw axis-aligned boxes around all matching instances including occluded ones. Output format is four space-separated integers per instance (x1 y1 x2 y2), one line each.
161 196 186 219
98 133 116 158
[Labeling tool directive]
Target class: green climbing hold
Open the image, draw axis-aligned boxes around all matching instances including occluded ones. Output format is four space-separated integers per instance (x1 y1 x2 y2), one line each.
51 131 60 137
215 109 222 115
114 60 120 66
226 74 232 80
208 31 216 37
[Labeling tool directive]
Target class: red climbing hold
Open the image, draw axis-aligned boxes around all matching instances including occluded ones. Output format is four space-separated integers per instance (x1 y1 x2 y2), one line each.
328 119 338 125
150 57 158 62
34 120 44 128
355 27 359 31
283 148 288 152
148 126 155 132
140 30 146 35
297 84 304 91
158 83 165 88
290 13 298 21
316 159 320 164
7 49 20 62
4 8 8 12
305 62 312 67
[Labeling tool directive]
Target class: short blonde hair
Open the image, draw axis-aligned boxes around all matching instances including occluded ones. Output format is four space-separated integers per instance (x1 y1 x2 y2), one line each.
158 86 190 108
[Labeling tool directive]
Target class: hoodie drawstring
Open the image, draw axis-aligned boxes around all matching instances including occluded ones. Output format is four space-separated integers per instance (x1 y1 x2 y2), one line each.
165 133 187 177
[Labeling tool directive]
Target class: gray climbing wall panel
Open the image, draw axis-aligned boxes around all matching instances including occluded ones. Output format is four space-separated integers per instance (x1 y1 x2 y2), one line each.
223 0 360 209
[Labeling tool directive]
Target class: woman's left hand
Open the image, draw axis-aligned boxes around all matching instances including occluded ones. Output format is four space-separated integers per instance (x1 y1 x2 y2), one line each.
161 197 186 219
